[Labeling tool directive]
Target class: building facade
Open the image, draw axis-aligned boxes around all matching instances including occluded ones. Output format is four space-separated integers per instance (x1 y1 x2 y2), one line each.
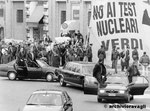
25 0 48 42
0 0 5 40
48 0 92 41
5 0 26 40
3 0 92 41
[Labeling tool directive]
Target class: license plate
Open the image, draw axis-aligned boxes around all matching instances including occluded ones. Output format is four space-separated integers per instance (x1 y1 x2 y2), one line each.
108 93 116 96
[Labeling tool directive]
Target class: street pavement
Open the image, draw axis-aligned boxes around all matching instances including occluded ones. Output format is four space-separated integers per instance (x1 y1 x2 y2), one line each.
0 77 150 111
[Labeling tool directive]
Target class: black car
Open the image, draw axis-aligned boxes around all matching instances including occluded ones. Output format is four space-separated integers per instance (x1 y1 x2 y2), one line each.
55 61 95 88
0 59 58 82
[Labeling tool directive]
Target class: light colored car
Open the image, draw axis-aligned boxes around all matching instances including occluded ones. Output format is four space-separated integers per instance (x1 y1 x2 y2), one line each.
84 75 149 103
20 89 73 111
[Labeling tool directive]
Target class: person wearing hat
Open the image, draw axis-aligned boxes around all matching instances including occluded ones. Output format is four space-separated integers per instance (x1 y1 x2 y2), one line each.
97 45 106 64
139 52 150 78
126 62 140 83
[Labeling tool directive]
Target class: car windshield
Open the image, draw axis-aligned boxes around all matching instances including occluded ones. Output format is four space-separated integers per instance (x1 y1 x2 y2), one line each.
36 60 49 67
27 93 63 106
82 65 94 75
105 76 129 85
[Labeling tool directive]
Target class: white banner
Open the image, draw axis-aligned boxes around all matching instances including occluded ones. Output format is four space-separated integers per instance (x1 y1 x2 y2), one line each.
90 0 150 65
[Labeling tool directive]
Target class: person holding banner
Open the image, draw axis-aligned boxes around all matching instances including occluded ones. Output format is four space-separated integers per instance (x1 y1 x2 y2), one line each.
139 52 150 78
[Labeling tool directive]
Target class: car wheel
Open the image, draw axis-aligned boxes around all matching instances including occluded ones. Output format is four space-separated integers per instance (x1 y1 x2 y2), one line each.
60 76 66 86
97 97 102 103
125 95 130 103
8 72 17 80
46 73 53 82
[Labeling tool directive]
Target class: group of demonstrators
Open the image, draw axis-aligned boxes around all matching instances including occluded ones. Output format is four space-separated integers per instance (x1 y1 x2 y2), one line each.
0 31 93 68
94 44 150 88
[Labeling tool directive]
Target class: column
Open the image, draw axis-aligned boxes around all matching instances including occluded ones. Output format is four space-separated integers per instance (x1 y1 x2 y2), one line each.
43 1 49 40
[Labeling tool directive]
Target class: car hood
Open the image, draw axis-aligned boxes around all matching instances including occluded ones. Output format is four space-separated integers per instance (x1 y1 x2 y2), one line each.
23 105 63 111
105 84 127 90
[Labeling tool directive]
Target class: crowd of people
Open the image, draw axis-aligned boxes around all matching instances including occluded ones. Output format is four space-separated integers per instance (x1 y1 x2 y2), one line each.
0 30 149 81
0 31 93 68
97 44 150 78
93 45 150 89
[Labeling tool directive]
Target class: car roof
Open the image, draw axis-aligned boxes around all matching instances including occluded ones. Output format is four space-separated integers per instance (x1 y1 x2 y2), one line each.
33 89 65 94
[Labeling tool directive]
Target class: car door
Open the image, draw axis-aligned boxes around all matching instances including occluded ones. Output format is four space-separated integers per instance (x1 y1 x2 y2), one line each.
72 65 84 86
84 76 98 95
27 61 42 79
68 64 80 85
14 61 28 77
128 76 149 95
63 92 73 111
62 63 75 83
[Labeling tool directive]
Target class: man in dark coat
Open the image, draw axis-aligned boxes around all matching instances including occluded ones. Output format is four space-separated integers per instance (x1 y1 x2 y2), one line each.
26 47 37 67
93 60 107 88
111 46 120 73
132 47 139 64
52 44 60 67
15 47 27 77
8 42 13 62
127 62 140 83
125 46 130 69
87 44 93 62
120 48 126 71
16 47 26 66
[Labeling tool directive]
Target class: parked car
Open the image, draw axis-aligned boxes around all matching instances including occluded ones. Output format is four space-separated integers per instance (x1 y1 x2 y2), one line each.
0 59 58 82
84 75 149 103
55 61 96 88
19 89 73 111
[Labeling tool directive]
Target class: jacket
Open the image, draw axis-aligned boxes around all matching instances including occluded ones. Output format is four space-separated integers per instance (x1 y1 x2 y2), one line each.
127 65 140 77
93 62 106 83
139 55 150 66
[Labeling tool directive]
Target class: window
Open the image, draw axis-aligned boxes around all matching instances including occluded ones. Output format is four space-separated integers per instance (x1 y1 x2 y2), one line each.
73 10 79 20
17 10 23 23
0 9 3 17
61 11 66 24
88 11 91 26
